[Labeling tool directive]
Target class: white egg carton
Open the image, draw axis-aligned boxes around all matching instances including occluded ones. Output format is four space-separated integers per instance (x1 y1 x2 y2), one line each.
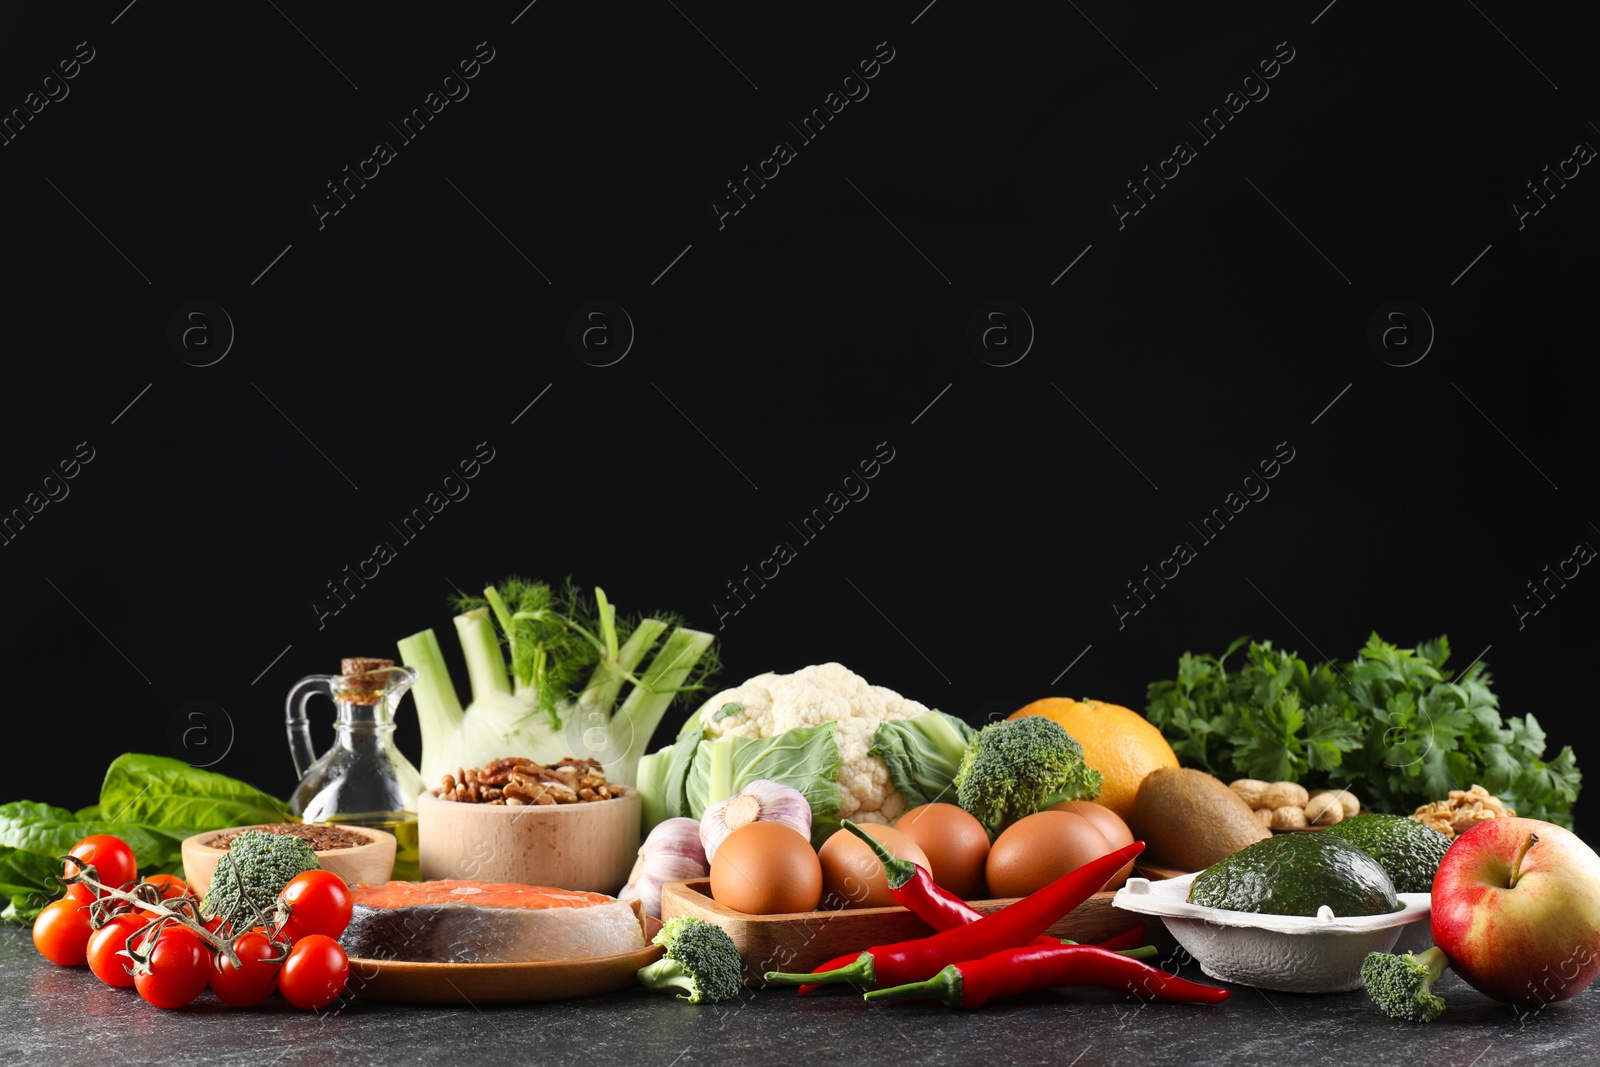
1113 871 1432 993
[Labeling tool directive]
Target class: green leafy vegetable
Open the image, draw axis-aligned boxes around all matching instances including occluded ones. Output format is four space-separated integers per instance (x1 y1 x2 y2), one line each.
0 847 62 923
1145 634 1582 827
99 753 289 834
869 712 976 809
0 753 295 925
0 801 184 869
684 724 843 846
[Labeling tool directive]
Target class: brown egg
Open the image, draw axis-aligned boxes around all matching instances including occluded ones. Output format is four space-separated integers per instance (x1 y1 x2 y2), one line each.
1050 800 1136 888
892 803 991 901
817 823 931 909
986 811 1114 899
709 821 822 914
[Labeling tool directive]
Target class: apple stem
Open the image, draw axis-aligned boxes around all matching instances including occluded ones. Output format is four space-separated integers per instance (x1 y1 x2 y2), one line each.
1508 832 1540 889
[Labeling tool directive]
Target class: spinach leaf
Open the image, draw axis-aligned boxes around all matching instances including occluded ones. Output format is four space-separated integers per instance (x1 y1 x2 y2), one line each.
0 801 183 869
99 753 288 833
0 846 58 924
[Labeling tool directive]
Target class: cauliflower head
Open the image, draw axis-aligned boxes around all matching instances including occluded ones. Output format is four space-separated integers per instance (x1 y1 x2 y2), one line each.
699 663 931 823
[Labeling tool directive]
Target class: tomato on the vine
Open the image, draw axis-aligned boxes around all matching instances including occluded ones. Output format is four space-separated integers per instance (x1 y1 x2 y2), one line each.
209 929 283 1007
279 934 349 1010
137 874 192 916
32 898 94 966
132 926 209 1009
63 881 97 906
87 915 147 988
64 835 138 897
277 870 353 941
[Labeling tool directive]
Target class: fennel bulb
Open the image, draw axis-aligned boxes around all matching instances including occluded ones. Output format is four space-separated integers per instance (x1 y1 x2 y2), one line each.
397 579 719 790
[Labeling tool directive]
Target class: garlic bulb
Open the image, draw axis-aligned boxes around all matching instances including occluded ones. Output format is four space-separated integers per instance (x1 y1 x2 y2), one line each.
699 779 812 864
618 817 708 919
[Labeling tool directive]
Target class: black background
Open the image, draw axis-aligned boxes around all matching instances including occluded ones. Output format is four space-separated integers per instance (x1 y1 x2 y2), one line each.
2 1 1595 830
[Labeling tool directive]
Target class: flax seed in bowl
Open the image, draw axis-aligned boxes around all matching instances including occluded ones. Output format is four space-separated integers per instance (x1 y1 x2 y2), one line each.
182 822 396 897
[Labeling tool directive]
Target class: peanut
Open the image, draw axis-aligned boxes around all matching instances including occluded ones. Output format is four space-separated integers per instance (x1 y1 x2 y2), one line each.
1230 779 1271 808
1258 781 1310 810
1304 793 1345 826
1269 805 1308 830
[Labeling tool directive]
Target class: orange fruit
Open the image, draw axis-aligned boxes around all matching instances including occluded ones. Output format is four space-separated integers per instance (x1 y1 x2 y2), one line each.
1007 698 1178 820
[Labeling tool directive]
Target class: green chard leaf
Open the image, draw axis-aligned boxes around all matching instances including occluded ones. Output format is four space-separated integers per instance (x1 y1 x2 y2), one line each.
0 802 183 872
99 753 289 835
0 846 65 905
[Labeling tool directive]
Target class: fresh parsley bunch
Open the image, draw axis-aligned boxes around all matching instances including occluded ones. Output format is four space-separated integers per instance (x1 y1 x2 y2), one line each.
1144 634 1581 828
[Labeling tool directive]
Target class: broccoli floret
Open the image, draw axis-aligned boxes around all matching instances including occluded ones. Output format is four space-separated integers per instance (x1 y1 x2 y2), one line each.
202 830 320 926
636 917 743 1004
954 716 1103 836
1361 947 1451 1022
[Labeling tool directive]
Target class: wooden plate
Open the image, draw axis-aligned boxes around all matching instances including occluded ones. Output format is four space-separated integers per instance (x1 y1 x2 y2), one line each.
345 944 664 1004
660 862 1187 986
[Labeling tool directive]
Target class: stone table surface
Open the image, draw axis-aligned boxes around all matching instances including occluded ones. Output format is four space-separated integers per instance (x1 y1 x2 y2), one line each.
4 927 1596 1067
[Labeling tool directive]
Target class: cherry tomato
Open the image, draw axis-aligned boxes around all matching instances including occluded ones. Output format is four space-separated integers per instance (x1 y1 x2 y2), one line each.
278 870 353 941
137 874 193 917
64 835 138 897
209 929 283 1007
279 934 349 1010
87 915 147 988
133 926 209 1009
32 898 94 966
63 882 97 906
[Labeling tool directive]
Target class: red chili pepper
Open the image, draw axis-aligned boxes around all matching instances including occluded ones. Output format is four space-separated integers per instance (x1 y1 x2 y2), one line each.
765 838 1144 992
839 820 994 932
792 931 1156 997
839 821 1150 944
1094 922 1150 952
863 943 1231 1009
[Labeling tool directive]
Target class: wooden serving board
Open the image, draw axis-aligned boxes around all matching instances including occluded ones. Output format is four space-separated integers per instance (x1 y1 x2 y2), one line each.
660 863 1186 987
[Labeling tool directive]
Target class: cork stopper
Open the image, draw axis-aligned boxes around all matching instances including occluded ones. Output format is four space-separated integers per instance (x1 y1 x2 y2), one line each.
338 657 395 705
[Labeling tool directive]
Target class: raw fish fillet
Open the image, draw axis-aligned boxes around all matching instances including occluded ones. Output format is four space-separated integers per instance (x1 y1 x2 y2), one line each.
340 879 646 964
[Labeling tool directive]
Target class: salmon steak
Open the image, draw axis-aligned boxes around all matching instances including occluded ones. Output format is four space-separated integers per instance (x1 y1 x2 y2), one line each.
339 879 647 964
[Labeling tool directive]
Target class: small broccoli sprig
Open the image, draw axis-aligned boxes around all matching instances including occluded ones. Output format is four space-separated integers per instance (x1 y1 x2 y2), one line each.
1361 947 1451 1022
636 917 743 1004
202 831 320 927
954 716 1103 837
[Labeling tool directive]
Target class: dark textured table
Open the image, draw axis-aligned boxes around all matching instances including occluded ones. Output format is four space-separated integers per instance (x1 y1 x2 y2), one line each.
5 927 1596 1067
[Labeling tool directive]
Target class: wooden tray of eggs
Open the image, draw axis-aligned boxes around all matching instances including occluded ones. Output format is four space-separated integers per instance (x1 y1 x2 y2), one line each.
659 804 1185 987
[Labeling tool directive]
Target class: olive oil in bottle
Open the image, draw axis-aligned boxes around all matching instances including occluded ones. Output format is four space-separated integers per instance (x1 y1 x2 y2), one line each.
286 658 427 881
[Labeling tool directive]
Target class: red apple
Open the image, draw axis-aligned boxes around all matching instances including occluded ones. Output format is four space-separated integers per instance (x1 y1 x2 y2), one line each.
1431 817 1600 1007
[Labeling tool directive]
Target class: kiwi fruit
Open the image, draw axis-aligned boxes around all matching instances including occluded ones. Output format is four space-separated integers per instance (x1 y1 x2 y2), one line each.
1128 767 1273 872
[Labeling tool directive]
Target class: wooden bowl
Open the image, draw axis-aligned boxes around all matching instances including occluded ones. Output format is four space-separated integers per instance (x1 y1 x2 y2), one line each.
182 824 397 897
661 860 1188 987
416 787 640 895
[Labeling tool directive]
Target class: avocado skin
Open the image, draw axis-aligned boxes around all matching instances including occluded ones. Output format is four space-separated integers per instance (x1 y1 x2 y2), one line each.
1320 813 1451 894
1187 832 1402 917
